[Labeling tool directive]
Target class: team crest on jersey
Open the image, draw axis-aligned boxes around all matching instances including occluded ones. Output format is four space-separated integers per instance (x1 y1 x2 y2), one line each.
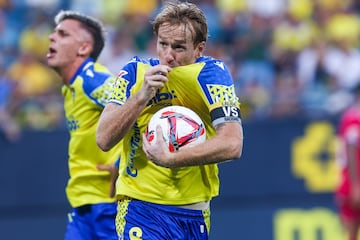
85 69 94 77
214 61 225 70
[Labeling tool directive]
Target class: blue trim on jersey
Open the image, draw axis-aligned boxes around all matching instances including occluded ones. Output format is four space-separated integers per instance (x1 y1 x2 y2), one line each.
120 57 159 100
120 55 234 106
115 157 120 169
197 57 234 105
127 56 159 66
69 58 94 85
70 58 113 108
82 69 111 108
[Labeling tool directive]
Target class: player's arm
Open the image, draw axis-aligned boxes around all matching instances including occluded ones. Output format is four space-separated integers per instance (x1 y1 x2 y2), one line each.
96 64 171 151
142 118 243 168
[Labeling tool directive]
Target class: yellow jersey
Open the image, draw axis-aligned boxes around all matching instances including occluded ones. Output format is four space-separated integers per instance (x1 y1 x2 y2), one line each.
63 58 122 207
110 56 241 205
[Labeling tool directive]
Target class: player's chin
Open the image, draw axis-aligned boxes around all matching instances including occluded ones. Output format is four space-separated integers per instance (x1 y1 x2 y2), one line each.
46 58 57 67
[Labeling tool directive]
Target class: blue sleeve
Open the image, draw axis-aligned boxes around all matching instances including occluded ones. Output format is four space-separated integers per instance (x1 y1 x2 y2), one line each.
82 68 115 108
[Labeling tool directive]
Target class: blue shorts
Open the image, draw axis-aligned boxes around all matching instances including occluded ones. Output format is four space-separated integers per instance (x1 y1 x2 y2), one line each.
64 202 118 240
116 198 210 240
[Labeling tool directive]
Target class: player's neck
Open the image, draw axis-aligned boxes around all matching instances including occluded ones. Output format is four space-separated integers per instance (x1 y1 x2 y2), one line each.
60 60 85 85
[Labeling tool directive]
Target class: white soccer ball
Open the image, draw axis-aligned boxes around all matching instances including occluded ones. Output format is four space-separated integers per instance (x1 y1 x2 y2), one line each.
146 106 206 152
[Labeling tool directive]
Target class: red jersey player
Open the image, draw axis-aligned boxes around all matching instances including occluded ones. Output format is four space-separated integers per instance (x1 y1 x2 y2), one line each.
336 83 360 240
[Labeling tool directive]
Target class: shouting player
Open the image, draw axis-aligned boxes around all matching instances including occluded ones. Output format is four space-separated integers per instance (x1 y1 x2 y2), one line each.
46 10 122 240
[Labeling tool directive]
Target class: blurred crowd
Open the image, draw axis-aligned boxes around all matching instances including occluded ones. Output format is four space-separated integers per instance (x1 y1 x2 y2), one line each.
1 0 360 142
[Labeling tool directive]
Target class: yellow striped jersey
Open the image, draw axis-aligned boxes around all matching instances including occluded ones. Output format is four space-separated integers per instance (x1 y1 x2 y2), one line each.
63 58 122 207
110 56 241 205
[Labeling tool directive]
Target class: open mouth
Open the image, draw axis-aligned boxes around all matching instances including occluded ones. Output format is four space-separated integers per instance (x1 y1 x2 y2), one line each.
46 47 57 58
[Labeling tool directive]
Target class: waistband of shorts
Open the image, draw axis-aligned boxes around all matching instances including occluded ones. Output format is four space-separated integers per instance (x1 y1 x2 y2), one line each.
75 204 92 215
118 196 210 211
173 201 210 210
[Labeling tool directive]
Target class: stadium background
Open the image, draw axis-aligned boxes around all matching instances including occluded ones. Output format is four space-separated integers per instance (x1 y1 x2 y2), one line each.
1 0 360 239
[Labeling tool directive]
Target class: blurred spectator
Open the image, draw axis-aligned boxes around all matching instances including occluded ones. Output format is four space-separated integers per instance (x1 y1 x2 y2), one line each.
6 50 63 130
2 0 360 126
23 0 60 10
69 0 103 17
7 50 60 99
246 0 286 19
296 37 333 117
0 8 19 67
0 0 12 9
270 71 302 119
233 12 275 119
215 0 248 13
0 59 21 142
270 3 318 73
234 12 275 91
99 28 137 74
122 3 156 53
323 11 360 90
18 9 53 61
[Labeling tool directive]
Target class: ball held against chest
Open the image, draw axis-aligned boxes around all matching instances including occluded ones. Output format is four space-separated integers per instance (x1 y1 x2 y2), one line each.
146 106 206 152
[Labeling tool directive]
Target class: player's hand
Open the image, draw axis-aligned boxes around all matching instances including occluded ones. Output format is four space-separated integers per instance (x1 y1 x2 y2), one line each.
140 65 171 100
142 125 174 168
97 163 119 197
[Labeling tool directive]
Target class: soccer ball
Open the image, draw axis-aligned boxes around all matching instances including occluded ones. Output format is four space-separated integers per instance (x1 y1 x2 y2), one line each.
146 106 206 152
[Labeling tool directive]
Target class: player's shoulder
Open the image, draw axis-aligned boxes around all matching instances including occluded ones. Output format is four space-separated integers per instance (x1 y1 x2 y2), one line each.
75 59 114 92
197 56 233 85
197 56 225 67
78 59 112 80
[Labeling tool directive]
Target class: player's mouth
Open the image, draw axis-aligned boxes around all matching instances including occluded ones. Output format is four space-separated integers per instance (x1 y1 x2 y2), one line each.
46 47 57 59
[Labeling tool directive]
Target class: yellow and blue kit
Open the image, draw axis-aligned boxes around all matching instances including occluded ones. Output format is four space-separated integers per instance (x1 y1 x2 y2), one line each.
63 58 121 208
63 58 122 240
110 56 241 239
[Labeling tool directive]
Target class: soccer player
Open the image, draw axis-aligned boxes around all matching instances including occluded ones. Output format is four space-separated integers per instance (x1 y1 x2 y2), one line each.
336 82 360 240
96 2 243 239
46 10 122 240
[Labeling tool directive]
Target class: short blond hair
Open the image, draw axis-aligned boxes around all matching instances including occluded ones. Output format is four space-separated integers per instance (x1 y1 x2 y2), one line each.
152 2 208 46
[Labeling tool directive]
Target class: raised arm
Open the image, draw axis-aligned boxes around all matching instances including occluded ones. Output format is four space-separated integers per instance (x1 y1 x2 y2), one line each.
96 64 171 151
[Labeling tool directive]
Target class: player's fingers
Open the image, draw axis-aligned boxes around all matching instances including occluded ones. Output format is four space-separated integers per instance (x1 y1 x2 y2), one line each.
142 133 151 154
146 74 168 85
156 125 165 143
146 65 171 76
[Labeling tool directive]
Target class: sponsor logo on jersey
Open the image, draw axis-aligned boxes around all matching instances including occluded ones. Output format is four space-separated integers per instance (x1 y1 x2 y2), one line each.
214 61 225 70
127 122 140 177
66 116 79 131
146 90 177 106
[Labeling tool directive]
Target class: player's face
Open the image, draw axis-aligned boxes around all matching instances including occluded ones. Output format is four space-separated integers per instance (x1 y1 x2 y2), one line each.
156 23 205 67
46 19 92 72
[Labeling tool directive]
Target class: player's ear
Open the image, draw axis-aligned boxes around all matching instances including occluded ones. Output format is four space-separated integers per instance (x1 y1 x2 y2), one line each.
78 41 92 57
195 41 206 58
